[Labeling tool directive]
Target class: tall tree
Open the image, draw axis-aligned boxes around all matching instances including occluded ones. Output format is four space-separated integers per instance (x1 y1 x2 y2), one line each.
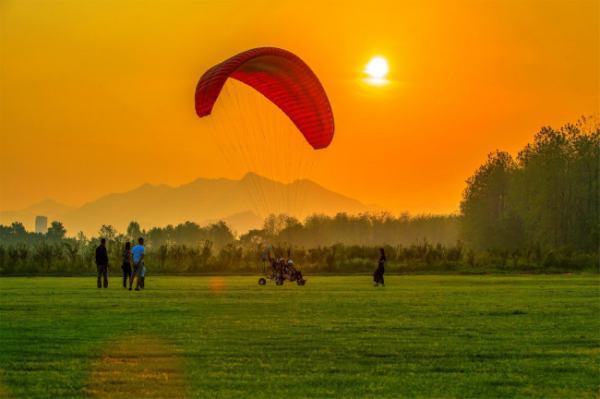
460 151 522 252
126 221 143 240
98 225 117 241
46 221 67 241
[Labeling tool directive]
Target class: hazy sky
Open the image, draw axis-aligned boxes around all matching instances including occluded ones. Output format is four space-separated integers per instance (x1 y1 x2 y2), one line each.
1 0 598 214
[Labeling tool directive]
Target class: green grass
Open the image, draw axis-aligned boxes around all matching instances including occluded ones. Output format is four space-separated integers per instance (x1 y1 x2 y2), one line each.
0 275 598 398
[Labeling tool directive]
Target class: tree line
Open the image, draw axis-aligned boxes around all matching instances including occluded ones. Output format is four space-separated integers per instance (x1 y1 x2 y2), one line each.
0 214 464 274
460 116 598 269
0 117 597 275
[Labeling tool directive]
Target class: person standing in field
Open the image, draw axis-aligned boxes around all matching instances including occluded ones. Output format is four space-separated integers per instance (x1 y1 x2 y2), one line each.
121 242 132 289
130 237 145 291
95 238 109 288
373 247 386 287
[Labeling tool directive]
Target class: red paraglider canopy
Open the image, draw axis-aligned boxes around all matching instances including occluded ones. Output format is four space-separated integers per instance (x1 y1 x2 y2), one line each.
195 47 334 149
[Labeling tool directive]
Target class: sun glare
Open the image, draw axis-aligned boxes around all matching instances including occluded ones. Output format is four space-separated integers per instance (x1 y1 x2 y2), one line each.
364 56 389 85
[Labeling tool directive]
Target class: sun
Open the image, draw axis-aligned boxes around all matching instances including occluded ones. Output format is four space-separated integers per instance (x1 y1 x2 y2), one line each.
365 56 389 79
364 56 390 86
364 56 389 85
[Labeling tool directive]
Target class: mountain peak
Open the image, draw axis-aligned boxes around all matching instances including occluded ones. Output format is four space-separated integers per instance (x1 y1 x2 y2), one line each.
22 198 73 213
1 173 368 236
31 198 62 207
136 182 170 189
241 171 263 180
240 172 277 185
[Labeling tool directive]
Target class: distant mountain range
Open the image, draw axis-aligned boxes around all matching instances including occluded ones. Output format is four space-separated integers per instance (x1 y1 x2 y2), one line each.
0 173 368 236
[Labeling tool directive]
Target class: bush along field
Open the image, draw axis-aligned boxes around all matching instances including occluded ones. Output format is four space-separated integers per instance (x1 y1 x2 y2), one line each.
0 275 598 398
0 238 598 276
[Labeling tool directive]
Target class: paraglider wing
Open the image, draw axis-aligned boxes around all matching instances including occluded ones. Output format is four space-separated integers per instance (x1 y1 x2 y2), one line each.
195 47 334 149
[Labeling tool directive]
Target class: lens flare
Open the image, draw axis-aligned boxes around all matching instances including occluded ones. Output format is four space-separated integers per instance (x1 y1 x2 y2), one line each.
209 277 225 294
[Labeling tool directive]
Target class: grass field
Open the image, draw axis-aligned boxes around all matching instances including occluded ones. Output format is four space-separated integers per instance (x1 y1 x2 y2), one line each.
0 275 598 398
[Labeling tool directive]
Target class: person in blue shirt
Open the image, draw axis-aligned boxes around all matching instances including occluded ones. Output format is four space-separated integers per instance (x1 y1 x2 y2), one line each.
130 237 145 291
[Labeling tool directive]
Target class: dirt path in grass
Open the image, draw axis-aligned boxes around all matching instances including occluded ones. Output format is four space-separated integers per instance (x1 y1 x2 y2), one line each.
84 336 189 398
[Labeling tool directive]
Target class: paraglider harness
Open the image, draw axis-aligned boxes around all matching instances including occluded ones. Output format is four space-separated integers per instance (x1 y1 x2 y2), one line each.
258 248 306 286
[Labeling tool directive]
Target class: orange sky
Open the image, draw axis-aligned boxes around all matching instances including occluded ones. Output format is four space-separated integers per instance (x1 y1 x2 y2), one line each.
1 0 598 214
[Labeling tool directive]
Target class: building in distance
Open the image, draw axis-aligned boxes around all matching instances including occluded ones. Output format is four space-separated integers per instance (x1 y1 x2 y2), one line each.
35 216 48 234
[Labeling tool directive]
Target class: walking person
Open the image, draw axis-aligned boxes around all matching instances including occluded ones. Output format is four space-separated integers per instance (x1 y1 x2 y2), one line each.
121 242 132 288
95 238 109 288
130 237 145 291
373 247 386 287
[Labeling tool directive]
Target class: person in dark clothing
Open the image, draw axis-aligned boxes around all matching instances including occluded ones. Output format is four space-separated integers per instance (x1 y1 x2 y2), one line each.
121 242 132 288
373 247 386 286
95 238 109 288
